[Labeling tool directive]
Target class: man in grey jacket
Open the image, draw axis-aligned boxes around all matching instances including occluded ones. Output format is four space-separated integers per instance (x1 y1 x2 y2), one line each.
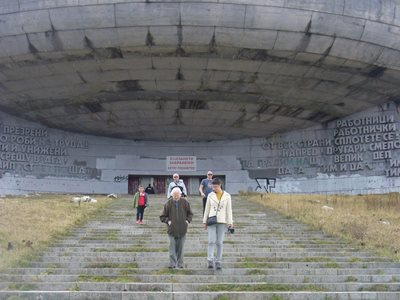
160 187 193 268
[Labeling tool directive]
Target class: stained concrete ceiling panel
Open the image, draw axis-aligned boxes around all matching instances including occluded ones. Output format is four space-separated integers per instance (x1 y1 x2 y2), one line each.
129 69 156 81
179 57 208 70
37 74 84 88
312 81 349 97
180 3 246 28
285 0 344 14
69 60 102 74
219 0 283 5
347 89 387 104
51 30 86 50
25 32 64 52
50 5 115 30
179 70 204 81
273 31 308 52
226 60 262 73
101 57 152 71
227 71 257 83
215 28 278 50
304 67 354 84
245 6 312 32
79 70 131 83
343 0 395 24
365 80 400 96
259 61 309 77
0 1 18 13
322 56 348 67
0 35 29 57
310 13 365 40
115 27 148 47
2 65 53 81
303 35 336 55
152 57 181 70
3 78 42 92
147 26 181 46
154 69 179 81
255 74 277 86
380 69 400 84
330 38 384 65
376 48 400 70
362 21 400 51
0 10 51 37
342 59 371 69
138 80 157 91
293 52 323 64
202 70 231 82
0 71 6 82
116 3 179 27
84 28 121 48
182 26 214 46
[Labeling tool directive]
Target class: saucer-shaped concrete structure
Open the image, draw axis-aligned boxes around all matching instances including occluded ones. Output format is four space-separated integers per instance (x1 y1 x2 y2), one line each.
1 0 400 142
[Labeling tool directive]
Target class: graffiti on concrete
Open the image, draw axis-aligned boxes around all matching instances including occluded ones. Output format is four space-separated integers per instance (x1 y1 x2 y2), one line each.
114 175 129 183
255 178 276 193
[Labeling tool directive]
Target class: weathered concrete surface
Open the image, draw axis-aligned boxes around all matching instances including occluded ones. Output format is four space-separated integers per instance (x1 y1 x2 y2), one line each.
0 195 399 299
1 0 400 142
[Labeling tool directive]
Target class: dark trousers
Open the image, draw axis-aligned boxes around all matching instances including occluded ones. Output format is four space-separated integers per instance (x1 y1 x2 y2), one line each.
202 196 207 215
136 205 145 221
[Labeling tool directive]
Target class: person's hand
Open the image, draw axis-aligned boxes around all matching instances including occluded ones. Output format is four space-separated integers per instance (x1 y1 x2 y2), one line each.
203 223 207 230
200 193 205 197
168 221 171 226
185 220 189 224
228 224 233 228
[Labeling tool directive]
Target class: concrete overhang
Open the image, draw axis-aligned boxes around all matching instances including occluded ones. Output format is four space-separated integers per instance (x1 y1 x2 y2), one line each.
1 1 400 141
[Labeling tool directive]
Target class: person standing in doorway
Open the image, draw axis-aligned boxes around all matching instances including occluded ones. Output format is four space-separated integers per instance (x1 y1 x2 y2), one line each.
167 173 188 199
160 187 193 268
145 183 155 194
203 177 233 270
133 185 148 224
199 171 213 214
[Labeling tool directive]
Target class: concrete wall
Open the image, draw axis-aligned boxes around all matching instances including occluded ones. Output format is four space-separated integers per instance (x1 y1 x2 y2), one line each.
1 101 400 195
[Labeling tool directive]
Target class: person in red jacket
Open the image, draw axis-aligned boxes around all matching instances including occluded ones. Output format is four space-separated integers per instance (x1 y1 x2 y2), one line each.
133 185 148 224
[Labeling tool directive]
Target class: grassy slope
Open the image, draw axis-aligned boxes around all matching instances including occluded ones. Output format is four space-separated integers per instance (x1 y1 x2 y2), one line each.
246 192 400 261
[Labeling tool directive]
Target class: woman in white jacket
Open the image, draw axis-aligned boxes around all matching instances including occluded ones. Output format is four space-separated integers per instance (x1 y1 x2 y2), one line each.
202 177 233 270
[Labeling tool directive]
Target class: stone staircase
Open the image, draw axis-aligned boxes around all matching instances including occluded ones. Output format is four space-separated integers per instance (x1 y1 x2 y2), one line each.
0 194 399 299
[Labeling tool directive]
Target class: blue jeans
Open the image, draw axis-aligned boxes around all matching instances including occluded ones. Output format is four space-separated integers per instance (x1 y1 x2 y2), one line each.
207 223 226 263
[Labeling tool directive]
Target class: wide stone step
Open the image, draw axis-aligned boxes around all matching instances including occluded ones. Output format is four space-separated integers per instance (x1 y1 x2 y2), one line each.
1 281 400 292
1 274 399 284
4 267 400 276
0 291 399 300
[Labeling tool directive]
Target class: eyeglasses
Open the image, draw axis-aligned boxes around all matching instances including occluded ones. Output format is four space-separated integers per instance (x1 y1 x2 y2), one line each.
207 173 213 176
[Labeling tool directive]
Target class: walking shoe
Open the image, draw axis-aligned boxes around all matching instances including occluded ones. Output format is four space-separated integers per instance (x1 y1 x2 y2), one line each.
135 220 140 224
177 264 184 269
139 220 144 224
207 260 214 269
168 264 175 269
215 262 222 270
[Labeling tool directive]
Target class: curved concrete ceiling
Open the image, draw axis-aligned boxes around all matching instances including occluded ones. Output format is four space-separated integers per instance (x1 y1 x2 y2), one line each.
1 1 400 141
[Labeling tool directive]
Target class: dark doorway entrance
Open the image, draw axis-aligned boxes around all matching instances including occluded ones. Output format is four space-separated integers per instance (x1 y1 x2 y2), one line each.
128 175 140 194
153 176 166 195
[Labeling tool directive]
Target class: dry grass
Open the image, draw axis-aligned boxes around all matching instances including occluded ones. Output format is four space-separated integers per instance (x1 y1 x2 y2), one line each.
0 194 112 270
245 192 400 261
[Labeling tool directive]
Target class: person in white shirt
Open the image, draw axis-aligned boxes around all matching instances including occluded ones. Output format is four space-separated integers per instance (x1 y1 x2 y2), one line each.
167 173 187 199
